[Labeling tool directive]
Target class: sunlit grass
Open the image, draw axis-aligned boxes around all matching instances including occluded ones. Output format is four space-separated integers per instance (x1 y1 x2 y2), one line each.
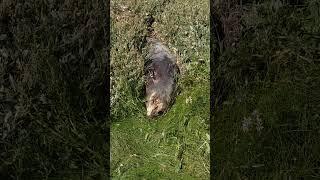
111 0 210 178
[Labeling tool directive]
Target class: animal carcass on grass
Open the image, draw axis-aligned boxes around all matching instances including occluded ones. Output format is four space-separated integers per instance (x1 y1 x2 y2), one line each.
144 38 180 118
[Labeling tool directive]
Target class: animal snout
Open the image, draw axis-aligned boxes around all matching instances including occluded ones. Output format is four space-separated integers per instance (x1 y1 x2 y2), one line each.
158 110 164 115
147 109 165 118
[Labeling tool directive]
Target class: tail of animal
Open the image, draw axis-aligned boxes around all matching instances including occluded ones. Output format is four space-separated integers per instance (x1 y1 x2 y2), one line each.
143 14 176 66
144 14 161 46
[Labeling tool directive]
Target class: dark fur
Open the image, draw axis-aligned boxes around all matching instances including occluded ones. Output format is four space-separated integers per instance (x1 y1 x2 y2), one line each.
144 40 179 118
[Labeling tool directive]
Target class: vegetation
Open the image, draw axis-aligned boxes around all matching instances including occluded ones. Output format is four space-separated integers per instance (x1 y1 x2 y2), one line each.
111 0 210 178
0 0 108 179
213 0 320 178
1 0 319 179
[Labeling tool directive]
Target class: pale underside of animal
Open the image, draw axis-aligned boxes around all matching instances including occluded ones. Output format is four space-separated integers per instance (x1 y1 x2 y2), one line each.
144 38 179 118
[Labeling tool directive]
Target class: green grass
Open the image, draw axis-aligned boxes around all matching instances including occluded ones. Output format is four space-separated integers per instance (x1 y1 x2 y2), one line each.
111 0 210 178
2 0 319 179
213 0 320 178
111 84 210 179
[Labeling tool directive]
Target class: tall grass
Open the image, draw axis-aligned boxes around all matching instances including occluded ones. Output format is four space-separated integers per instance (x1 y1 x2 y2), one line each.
0 0 108 179
213 0 320 178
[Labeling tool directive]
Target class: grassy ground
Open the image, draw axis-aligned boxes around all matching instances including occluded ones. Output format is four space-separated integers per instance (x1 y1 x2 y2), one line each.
111 0 210 179
0 0 108 179
2 0 319 179
213 0 320 178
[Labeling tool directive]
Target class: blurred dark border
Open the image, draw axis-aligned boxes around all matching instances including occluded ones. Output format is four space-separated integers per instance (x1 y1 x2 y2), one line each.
210 0 319 179
0 0 110 178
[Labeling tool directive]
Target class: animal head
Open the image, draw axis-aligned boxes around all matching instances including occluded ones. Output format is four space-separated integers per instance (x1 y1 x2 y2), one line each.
145 91 169 118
